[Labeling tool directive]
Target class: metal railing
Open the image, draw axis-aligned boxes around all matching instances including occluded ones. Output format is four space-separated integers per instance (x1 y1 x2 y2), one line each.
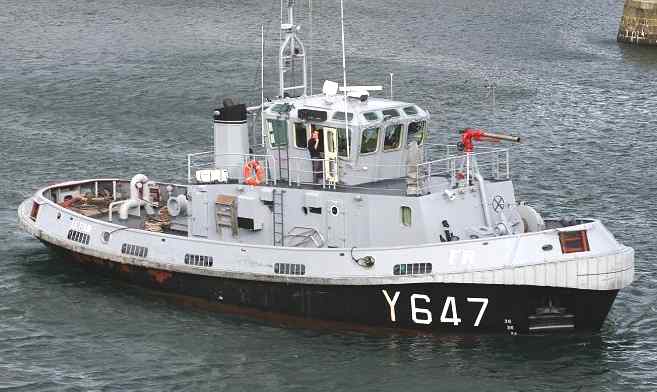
285 226 326 248
415 148 510 195
283 145 509 195
186 145 510 196
288 157 328 188
187 152 277 185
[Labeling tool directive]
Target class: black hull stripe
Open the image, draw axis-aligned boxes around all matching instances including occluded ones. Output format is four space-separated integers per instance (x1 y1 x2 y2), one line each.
44 243 619 335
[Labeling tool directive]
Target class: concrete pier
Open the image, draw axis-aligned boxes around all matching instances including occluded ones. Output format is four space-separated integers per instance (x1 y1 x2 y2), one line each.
618 0 657 45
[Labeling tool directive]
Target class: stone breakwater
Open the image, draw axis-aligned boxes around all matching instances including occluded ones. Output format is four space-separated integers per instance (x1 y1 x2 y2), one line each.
618 0 657 45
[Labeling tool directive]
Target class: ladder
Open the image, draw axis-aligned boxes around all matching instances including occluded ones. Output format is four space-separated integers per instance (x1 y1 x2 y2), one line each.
215 195 238 237
276 145 289 181
272 189 284 246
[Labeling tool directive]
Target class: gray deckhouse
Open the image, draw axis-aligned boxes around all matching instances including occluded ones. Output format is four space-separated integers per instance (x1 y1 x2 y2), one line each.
182 1 521 250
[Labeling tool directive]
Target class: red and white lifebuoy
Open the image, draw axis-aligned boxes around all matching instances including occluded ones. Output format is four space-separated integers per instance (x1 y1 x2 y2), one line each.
243 160 265 186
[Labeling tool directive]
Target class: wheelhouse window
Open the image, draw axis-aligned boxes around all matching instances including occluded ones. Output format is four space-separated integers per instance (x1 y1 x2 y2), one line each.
384 124 402 151
294 122 308 148
401 206 412 227
267 119 288 147
332 111 353 121
382 109 400 118
270 103 293 114
326 131 336 154
336 127 351 157
363 112 380 122
403 106 419 115
407 120 427 145
360 127 380 154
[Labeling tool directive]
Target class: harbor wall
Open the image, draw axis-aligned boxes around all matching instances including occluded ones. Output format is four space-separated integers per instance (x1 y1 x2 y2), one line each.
618 0 657 45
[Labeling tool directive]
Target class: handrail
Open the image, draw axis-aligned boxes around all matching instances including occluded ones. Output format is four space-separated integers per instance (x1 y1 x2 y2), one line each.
187 151 277 185
288 157 327 188
415 147 510 195
186 147 510 196
286 226 326 248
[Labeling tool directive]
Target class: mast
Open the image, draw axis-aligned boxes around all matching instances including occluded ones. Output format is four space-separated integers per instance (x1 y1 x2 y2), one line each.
279 0 308 97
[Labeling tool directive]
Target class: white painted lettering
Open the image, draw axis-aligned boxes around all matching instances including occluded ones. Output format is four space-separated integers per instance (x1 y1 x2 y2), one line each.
447 250 460 266
382 289 400 322
71 221 91 234
440 296 462 326
466 297 489 327
447 250 476 268
411 294 432 325
461 250 475 269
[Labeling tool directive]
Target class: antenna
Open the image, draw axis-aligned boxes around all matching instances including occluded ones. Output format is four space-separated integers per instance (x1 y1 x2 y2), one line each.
261 24 265 146
278 0 308 97
279 0 283 47
309 0 313 95
484 72 498 129
389 73 394 100
340 0 349 157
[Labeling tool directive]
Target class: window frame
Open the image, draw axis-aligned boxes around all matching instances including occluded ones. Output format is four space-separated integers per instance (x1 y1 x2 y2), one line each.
406 120 427 146
400 205 412 227
332 111 354 121
382 108 401 119
359 126 380 155
267 119 289 147
336 127 352 158
403 106 419 116
293 122 309 149
362 111 381 122
383 123 403 152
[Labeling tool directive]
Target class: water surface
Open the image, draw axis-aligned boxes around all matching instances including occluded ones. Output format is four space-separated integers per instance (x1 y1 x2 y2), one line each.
2 0 657 390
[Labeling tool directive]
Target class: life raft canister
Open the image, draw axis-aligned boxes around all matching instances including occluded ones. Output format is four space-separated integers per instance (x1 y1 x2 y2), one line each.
243 160 265 186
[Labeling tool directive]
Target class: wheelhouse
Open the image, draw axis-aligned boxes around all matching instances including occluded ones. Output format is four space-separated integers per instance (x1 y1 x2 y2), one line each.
261 94 430 186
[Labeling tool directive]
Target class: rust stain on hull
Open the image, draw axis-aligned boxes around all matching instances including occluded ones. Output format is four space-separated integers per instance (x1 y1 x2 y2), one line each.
148 269 173 285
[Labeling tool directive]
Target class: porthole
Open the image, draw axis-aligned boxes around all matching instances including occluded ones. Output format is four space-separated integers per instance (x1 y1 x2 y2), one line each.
330 206 339 216
400 206 412 227
101 231 110 243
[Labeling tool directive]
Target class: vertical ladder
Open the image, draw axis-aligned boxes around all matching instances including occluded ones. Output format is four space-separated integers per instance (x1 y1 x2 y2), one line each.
277 145 290 181
272 189 284 246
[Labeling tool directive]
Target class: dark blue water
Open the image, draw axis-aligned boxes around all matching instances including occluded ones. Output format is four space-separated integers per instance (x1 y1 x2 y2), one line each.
2 0 657 390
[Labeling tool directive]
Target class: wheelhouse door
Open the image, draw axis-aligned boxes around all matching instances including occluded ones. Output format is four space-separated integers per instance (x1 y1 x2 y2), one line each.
326 200 346 248
323 127 339 185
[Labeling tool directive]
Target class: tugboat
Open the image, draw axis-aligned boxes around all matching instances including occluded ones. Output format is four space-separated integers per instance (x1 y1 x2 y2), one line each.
18 1 633 334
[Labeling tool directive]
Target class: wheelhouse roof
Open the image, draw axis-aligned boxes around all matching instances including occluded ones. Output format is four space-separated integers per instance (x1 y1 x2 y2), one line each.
264 94 429 126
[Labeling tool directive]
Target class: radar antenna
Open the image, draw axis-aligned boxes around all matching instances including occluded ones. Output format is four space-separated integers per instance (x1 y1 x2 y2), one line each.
279 0 308 97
